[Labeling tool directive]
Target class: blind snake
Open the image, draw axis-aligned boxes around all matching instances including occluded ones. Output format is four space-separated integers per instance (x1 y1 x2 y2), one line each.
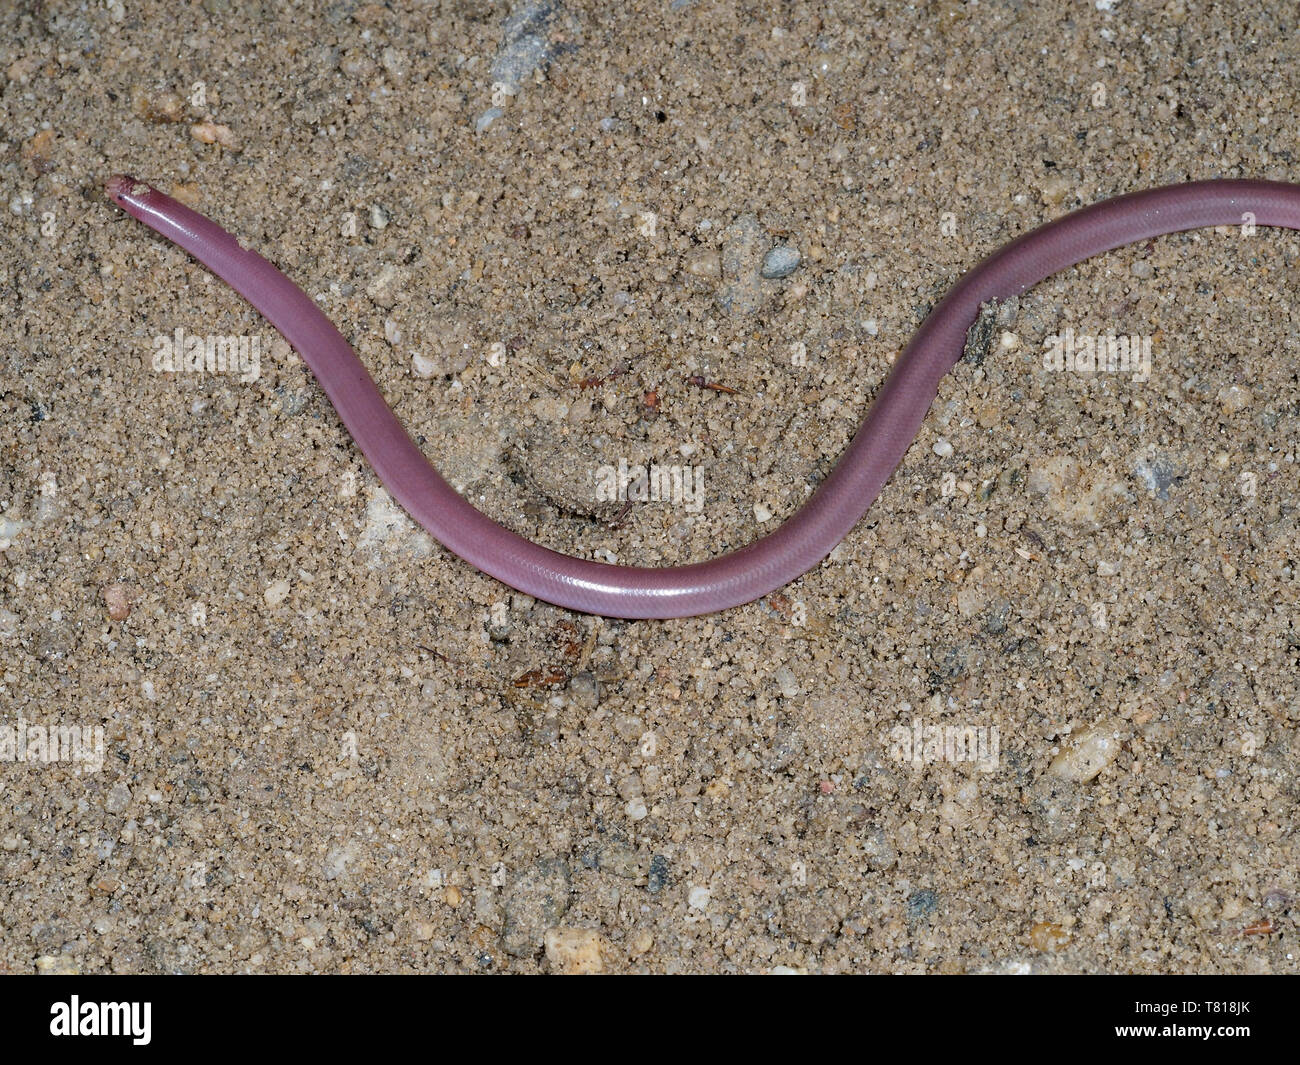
105 174 1300 619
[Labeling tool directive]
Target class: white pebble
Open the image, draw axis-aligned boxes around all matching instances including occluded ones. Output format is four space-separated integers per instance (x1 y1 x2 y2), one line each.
774 665 800 698
263 579 291 608
1048 718 1124 782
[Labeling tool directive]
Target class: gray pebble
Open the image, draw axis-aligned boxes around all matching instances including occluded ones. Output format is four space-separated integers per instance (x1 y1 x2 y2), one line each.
760 245 802 279
646 854 670 894
906 889 939 921
567 671 599 708
475 107 504 133
502 858 571 957
105 782 132 815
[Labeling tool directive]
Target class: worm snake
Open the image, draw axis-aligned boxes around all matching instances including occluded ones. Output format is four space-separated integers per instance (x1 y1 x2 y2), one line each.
105 175 1300 619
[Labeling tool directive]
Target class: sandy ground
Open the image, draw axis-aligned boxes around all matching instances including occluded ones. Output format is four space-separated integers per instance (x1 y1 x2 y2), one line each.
1 0 1296 974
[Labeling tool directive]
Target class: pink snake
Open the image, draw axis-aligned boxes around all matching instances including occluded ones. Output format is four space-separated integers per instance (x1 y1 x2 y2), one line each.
106 174 1300 618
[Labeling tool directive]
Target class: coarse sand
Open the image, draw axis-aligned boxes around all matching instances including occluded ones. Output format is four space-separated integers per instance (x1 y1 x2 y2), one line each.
1 1 1297 973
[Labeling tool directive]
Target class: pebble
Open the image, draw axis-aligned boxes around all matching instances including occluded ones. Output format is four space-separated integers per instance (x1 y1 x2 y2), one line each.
1029 920 1071 952
102 583 131 621
263 579 291 608
687 885 711 910
491 3 574 94
932 438 954 458
544 927 606 974
683 247 721 279
760 245 802 279
1048 718 1124 782
131 87 185 124
190 121 240 150
646 855 670 894
906 889 939 921
774 665 800 698
567 671 599 708
502 859 571 957
566 394 593 423
322 843 358 881
105 782 132 814
0 515 28 550
1038 175 1071 206
365 263 401 308
753 502 773 523
1217 384 1251 415
717 213 767 314
475 107 503 133
628 929 654 957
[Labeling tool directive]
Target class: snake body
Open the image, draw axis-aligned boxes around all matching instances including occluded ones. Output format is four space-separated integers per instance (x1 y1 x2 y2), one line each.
106 175 1300 618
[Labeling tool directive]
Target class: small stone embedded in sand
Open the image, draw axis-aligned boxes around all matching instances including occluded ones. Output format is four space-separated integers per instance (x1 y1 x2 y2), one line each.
1217 383 1251 415
502 859 572 957
1048 718 1124 782
365 263 401 308
687 885 710 910
761 244 802 278
1029 920 1071 952
628 929 654 957
35 954 79 975
105 782 132 814
131 86 185 123
190 120 240 150
774 665 800 698
906 889 939 921
490 3 578 95
683 246 721 279
544 927 606 974
1038 174 1071 206
22 128 55 173
102 583 131 621
567 671 599 708
323 842 359 881
717 212 767 314
263 579 291 608
753 502 773 523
